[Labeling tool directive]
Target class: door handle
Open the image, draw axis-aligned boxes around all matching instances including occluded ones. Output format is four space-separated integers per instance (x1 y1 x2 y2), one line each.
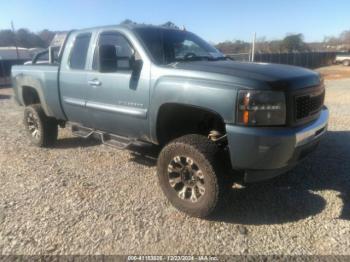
88 79 102 87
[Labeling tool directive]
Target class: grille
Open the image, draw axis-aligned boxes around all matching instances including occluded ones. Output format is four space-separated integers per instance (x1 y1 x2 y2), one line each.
295 90 325 121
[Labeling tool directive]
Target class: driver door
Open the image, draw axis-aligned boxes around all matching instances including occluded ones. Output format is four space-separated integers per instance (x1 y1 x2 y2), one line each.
86 31 149 139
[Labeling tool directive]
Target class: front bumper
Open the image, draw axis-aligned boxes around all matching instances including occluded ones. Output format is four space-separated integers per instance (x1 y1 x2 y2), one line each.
226 107 329 182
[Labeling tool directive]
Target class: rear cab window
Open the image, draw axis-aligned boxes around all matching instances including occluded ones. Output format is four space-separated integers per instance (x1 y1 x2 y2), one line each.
69 33 92 70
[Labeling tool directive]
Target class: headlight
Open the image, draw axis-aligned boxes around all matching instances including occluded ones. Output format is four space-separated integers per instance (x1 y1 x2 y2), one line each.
236 90 286 126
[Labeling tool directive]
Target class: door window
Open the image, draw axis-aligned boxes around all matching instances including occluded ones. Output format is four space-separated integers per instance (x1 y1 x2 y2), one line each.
69 33 92 70
93 32 134 70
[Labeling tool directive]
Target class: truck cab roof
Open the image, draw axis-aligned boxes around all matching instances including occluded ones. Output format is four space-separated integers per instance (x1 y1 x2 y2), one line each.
72 23 184 34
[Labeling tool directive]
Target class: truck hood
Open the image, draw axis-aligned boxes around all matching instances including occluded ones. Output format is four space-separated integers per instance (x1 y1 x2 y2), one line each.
170 60 321 90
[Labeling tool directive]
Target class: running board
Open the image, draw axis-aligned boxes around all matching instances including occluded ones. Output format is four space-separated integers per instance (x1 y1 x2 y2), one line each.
71 125 94 138
101 133 134 149
71 124 134 150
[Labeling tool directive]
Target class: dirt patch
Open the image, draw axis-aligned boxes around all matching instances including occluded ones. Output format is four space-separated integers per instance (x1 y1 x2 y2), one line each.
0 86 13 96
316 65 350 80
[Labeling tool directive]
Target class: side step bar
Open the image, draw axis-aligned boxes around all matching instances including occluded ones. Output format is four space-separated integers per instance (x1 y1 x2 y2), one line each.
71 125 94 138
101 133 135 149
71 124 135 150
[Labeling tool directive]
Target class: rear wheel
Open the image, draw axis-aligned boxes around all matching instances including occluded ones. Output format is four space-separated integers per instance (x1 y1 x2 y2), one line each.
157 134 228 218
343 60 350 66
23 104 58 147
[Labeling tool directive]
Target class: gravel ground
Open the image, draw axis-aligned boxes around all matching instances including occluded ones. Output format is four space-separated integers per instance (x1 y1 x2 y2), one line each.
317 64 350 80
0 78 350 255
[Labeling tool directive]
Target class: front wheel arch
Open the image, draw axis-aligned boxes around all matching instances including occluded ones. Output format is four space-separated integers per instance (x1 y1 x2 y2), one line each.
155 103 227 145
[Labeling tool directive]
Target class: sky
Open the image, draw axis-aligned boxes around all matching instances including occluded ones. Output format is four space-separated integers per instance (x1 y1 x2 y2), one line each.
0 0 349 43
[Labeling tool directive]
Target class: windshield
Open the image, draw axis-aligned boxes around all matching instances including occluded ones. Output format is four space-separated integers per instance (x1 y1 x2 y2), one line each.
134 27 225 65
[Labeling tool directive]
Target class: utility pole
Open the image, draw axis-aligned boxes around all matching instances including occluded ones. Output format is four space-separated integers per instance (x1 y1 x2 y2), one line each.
11 21 20 60
251 32 256 62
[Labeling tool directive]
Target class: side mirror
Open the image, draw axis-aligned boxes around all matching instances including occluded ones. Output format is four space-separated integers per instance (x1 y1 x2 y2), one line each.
131 58 143 75
98 44 118 72
130 50 143 73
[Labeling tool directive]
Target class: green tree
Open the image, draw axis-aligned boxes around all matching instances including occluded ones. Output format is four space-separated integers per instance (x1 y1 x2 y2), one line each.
16 28 46 48
0 28 55 48
281 34 309 52
38 29 56 47
216 40 251 54
0 30 16 46
340 30 350 44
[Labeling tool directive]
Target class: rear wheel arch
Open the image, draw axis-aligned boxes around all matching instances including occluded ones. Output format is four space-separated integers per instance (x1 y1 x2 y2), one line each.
20 85 53 117
21 86 41 106
155 103 226 145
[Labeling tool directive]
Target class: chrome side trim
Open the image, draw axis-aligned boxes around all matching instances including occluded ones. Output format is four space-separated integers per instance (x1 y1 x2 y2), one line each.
86 101 147 119
63 97 86 107
295 107 329 147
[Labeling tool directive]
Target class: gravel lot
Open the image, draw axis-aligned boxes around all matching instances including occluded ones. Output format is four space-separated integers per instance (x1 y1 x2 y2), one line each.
318 64 350 80
0 77 350 255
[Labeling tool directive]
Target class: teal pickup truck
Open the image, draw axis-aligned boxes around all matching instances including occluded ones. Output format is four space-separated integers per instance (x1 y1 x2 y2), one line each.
12 24 328 218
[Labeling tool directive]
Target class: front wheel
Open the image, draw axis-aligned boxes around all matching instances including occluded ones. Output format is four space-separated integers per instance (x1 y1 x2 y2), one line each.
157 134 228 218
23 104 58 147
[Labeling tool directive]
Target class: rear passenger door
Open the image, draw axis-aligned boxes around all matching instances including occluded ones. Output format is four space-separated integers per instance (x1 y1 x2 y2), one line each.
59 32 94 127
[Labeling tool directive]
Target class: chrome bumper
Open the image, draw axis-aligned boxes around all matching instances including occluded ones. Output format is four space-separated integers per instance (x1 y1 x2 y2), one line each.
295 107 329 147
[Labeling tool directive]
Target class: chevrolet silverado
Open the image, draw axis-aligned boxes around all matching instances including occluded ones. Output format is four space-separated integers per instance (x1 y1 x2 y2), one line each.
12 24 329 218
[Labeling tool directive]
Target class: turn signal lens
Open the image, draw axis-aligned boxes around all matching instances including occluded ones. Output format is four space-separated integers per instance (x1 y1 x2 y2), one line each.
243 111 249 125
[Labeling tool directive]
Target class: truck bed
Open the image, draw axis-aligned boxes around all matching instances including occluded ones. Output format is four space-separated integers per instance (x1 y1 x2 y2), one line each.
11 64 66 120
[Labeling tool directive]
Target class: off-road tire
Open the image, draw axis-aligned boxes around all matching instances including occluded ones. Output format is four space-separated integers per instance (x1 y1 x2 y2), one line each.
157 134 228 218
23 104 58 147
